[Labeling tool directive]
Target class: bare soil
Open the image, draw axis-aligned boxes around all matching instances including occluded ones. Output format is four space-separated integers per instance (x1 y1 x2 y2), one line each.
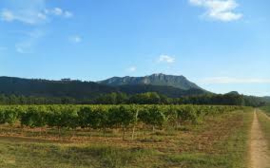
250 111 270 168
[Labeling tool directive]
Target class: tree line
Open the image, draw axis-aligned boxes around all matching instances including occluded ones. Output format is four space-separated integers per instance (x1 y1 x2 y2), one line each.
0 92 267 107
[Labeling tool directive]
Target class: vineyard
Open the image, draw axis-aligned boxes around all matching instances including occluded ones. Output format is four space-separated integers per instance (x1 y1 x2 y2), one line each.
0 105 244 139
0 104 254 168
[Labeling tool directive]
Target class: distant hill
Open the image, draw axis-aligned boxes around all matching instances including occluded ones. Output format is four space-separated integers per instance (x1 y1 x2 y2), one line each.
0 76 116 99
0 75 268 106
99 73 203 90
0 75 207 99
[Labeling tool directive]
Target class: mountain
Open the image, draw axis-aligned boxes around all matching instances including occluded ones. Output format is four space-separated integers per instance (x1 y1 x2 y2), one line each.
98 73 203 90
0 76 117 99
0 75 268 106
0 74 210 102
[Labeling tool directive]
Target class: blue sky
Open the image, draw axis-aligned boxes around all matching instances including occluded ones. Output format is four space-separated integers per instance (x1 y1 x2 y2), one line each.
0 0 270 96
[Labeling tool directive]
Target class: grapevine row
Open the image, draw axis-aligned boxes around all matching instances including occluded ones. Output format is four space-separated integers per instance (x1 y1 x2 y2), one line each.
0 105 244 132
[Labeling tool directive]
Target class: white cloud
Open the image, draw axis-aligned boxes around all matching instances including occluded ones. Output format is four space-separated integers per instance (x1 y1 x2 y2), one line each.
0 1 73 25
1 9 47 25
16 43 33 54
200 77 270 84
127 66 137 72
37 12 47 20
0 0 73 54
64 11 73 18
1 10 15 22
0 0 47 25
69 35 82 43
52 8 63 15
189 0 243 22
158 55 175 64
15 29 45 54
45 8 73 18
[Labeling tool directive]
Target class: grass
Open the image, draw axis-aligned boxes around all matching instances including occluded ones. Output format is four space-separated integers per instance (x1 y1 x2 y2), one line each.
0 110 253 168
164 110 253 168
257 110 270 154
165 153 228 168
0 141 158 168
261 105 270 116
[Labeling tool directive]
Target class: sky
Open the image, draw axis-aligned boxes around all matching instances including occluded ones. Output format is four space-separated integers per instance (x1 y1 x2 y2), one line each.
0 0 270 96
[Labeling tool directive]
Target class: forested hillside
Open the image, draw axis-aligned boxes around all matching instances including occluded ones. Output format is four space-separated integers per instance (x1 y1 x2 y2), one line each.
0 75 207 99
0 76 268 106
0 76 116 98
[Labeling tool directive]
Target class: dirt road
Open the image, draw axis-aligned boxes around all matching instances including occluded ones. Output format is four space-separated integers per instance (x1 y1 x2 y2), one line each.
250 110 270 168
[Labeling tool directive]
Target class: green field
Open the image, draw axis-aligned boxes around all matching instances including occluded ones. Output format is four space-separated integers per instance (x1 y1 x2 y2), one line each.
0 105 255 167
261 105 270 115
258 109 270 152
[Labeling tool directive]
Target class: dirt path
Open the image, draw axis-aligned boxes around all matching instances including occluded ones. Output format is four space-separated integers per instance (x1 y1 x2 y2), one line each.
250 110 270 168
